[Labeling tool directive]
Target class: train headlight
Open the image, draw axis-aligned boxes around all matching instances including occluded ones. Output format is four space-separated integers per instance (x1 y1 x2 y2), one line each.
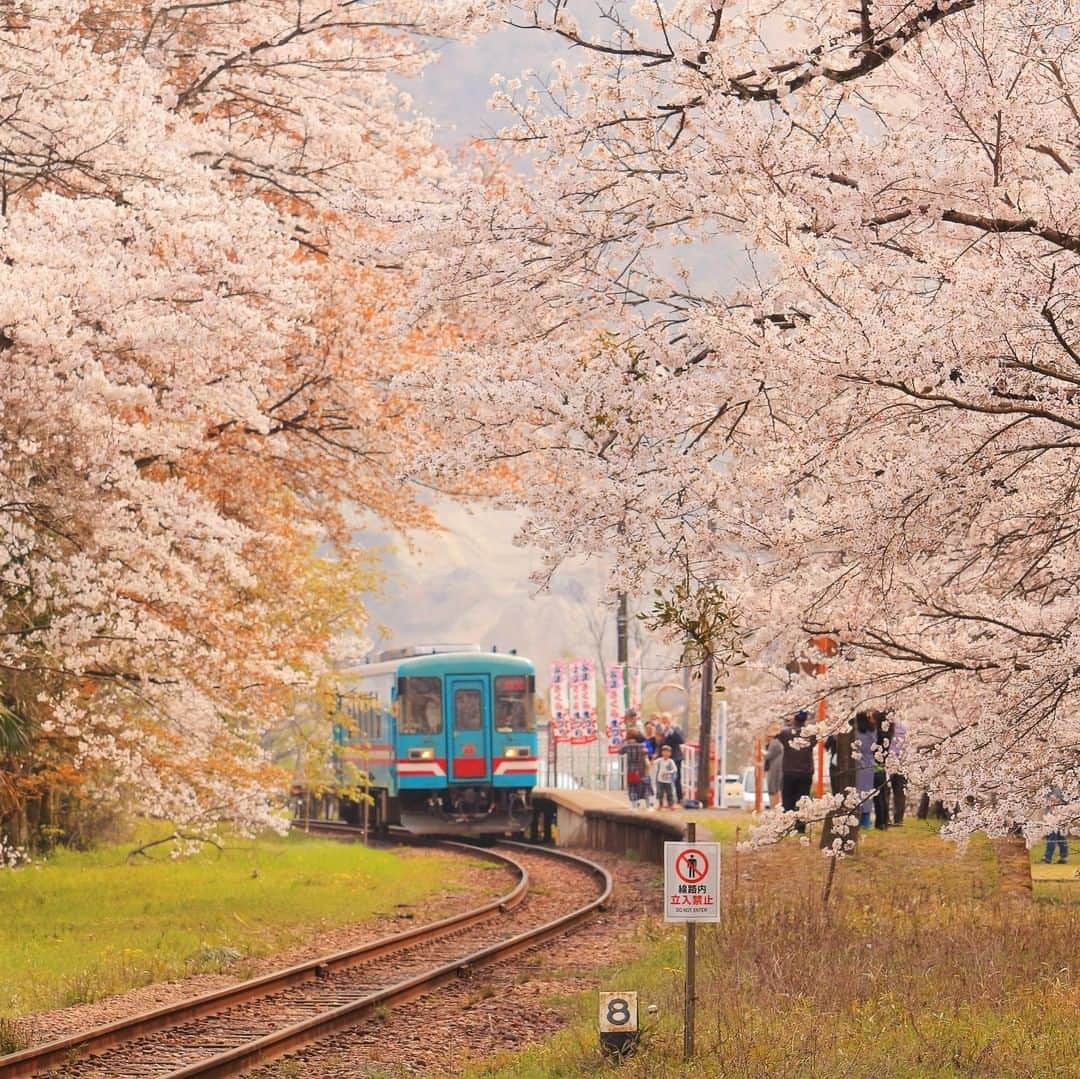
409 747 436 760
504 746 530 758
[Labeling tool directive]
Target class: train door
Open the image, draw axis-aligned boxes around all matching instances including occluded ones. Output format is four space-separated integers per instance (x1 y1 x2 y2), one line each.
446 675 490 782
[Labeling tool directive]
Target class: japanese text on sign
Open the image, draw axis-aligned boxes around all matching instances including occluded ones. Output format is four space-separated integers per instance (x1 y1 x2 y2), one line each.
663 841 720 922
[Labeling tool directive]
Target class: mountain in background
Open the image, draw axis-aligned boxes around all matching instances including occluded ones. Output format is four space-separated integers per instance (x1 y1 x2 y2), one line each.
354 501 611 679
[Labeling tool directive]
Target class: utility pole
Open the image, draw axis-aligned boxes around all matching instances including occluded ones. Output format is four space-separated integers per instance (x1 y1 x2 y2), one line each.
616 591 630 732
616 592 628 665
697 651 713 806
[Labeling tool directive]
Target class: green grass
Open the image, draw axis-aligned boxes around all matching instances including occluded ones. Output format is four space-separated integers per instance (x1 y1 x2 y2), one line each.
466 819 1080 1079
0 824 495 1018
1029 836 1078 903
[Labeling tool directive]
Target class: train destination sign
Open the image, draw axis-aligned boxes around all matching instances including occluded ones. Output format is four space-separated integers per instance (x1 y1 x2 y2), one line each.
663 841 720 923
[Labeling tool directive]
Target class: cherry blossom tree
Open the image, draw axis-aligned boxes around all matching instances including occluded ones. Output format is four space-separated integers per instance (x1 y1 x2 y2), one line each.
0 1 496 844
416 0 1079 840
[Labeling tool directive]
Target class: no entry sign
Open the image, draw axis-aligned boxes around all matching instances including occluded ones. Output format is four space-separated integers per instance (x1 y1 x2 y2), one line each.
664 840 720 922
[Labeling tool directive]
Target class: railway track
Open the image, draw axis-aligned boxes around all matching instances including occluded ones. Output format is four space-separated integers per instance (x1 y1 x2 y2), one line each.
0 829 611 1079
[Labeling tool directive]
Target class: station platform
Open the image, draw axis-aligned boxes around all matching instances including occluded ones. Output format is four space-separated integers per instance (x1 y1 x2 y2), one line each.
529 786 741 863
533 787 748 818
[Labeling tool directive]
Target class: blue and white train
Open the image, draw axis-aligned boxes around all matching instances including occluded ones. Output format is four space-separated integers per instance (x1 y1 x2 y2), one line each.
326 645 538 835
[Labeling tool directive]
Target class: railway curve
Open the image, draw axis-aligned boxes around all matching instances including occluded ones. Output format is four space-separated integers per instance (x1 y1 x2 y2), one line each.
0 830 611 1079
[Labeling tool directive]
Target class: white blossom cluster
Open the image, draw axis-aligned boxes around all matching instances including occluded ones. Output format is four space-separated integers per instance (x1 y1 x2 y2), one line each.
0 834 30 869
0 2 492 835
410 0 1080 841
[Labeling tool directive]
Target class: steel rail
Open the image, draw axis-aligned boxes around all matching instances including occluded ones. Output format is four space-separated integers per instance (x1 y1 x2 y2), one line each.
165 840 612 1078
0 836 527 1079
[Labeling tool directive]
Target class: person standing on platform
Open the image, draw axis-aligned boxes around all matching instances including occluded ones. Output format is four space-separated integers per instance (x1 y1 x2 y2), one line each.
660 713 685 803
873 711 891 829
642 718 658 758
777 710 816 833
655 744 678 809
825 719 855 797
822 718 859 852
639 717 657 808
618 731 649 810
854 712 877 828
764 728 784 808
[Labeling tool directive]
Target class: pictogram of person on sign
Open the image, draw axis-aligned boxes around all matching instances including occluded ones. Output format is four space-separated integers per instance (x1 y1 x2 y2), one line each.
675 848 708 883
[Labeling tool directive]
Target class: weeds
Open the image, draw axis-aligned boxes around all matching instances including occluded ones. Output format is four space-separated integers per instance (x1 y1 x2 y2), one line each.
0 1017 32 1055
466 822 1080 1078
263 1059 305 1077
189 944 243 972
464 985 498 1008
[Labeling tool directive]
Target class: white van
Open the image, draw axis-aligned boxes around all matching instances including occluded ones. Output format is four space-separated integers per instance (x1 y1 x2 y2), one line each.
741 766 758 810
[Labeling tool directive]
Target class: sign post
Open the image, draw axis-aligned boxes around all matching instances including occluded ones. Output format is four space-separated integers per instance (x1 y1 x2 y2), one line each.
685 835 696 1061
664 822 720 1059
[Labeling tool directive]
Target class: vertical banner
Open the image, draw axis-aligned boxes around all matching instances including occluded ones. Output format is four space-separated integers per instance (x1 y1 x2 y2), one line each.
550 660 571 743
582 658 598 744
568 659 585 744
605 664 626 754
569 658 598 744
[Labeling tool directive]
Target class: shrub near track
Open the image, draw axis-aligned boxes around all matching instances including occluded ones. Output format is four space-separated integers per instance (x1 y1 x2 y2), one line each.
0 827 501 1018
471 820 1079 1079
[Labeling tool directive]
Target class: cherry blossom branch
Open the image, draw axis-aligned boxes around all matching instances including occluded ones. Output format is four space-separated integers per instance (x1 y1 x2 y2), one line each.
854 378 1080 432
516 0 976 103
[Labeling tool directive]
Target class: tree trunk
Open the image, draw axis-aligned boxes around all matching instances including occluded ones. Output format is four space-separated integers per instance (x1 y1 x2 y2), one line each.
697 653 713 805
820 730 858 853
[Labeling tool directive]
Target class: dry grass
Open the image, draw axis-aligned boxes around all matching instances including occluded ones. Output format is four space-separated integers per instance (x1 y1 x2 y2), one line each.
472 821 1080 1078
0 1017 32 1055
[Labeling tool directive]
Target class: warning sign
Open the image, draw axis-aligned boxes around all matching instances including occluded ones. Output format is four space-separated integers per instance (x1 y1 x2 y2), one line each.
664 841 720 923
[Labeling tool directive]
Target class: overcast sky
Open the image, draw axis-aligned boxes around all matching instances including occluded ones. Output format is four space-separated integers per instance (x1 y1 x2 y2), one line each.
409 24 566 141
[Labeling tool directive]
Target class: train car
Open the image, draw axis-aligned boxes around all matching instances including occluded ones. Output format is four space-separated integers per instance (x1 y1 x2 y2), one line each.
327 645 538 835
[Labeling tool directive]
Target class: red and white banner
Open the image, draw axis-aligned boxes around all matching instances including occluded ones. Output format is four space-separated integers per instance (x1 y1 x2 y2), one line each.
568 658 598 744
605 664 626 755
549 660 571 743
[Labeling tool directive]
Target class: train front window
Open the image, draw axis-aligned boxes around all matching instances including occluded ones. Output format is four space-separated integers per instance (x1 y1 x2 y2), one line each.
399 676 443 734
454 688 483 731
494 675 535 732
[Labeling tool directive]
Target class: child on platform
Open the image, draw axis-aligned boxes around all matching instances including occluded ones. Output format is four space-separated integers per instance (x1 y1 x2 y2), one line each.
655 744 678 809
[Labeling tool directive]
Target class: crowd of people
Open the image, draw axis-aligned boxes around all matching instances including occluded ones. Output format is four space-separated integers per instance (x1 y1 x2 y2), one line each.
763 711 1068 862
615 706 1068 865
613 704 1067 864
617 709 686 810
762 709 909 833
